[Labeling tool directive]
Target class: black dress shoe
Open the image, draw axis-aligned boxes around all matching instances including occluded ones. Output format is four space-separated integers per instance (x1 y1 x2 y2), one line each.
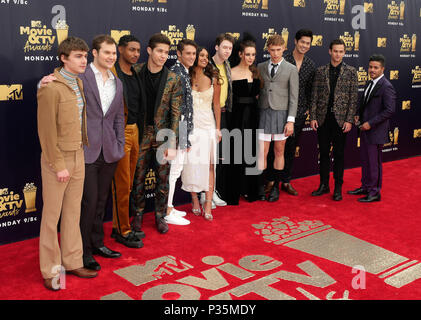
347 187 368 195
83 256 101 271
156 217 169 234
333 191 342 201
311 184 330 196
358 193 381 202
112 228 145 239
92 246 121 258
267 183 280 202
115 231 143 248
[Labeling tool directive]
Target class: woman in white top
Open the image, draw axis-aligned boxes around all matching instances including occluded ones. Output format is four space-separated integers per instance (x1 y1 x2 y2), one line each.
181 47 222 220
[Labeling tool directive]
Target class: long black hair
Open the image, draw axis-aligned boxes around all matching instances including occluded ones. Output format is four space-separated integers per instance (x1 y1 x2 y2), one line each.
189 47 221 84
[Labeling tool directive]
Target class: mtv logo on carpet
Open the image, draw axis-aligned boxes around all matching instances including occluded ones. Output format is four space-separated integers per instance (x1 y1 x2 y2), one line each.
114 255 194 286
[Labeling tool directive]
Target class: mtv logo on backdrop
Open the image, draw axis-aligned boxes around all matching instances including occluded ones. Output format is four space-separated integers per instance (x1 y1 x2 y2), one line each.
312 35 323 46
402 101 411 110
111 30 131 44
294 0 305 7
0 85 23 101
390 70 399 80
364 2 373 13
377 37 387 48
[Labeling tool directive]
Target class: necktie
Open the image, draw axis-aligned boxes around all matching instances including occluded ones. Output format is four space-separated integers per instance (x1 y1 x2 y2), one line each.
271 63 278 78
364 80 373 105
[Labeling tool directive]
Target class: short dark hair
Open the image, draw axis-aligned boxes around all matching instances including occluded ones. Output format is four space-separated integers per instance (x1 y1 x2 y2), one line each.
118 34 140 47
369 54 386 67
148 33 171 50
215 33 235 46
177 39 198 53
295 29 313 42
329 38 345 49
58 36 89 66
92 34 116 52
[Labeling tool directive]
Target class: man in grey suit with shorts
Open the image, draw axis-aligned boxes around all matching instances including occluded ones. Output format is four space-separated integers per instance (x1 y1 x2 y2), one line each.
257 34 299 202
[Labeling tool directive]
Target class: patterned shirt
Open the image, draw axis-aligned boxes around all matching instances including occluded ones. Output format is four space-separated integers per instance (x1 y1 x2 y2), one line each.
170 60 193 149
283 51 316 120
59 67 84 127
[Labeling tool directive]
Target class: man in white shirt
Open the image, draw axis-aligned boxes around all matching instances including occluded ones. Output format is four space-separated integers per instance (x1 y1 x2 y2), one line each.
78 35 126 270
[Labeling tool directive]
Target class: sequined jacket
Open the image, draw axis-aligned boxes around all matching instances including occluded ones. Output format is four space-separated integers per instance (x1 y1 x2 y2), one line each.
138 63 182 149
170 60 193 149
310 62 358 127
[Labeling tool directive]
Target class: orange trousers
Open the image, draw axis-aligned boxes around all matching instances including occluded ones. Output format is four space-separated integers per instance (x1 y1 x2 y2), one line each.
111 124 139 236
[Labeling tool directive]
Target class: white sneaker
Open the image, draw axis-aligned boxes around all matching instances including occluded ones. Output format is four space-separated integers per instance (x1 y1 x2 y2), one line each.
168 207 186 217
213 190 227 206
164 214 190 225
200 192 216 209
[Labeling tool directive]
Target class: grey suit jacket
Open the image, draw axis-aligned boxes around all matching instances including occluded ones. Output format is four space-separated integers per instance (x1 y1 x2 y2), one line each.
80 65 125 164
257 59 299 118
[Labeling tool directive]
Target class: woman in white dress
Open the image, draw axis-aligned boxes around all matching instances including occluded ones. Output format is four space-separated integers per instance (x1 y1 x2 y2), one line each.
181 47 222 220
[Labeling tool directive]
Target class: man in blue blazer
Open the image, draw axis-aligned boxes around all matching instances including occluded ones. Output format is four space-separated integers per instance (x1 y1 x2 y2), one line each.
348 54 396 202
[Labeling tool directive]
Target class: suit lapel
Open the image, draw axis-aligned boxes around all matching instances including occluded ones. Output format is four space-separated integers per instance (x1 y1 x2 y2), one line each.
273 60 284 80
84 65 103 112
262 60 271 80
366 77 384 105
154 67 169 115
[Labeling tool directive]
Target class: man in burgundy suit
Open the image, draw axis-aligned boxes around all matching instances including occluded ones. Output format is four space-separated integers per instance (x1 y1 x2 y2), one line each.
348 54 396 202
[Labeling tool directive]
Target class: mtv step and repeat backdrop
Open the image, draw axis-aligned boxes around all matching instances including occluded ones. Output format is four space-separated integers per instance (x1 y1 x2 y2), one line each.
1 0 420 245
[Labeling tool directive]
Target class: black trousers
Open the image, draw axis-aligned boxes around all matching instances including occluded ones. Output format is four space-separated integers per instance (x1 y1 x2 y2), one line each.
80 152 118 258
317 112 347 187
216 110 231 200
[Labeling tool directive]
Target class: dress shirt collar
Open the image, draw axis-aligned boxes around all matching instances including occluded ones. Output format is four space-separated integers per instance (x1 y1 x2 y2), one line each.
370 73 384 87
90 62 115 81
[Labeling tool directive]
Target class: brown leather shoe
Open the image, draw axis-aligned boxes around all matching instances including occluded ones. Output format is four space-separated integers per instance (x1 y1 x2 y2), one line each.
44 278 61 291
67 267 98 278
281 183 298 196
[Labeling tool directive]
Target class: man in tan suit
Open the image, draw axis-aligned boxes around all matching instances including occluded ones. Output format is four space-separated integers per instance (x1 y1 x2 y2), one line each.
37 37 98 291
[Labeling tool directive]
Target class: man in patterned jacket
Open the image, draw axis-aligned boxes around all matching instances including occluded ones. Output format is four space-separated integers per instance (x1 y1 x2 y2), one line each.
131 33 182 236
164 39 197 226
310 38 358 201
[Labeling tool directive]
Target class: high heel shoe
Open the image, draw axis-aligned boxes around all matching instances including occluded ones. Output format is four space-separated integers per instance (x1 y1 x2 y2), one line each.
201 200 213 221
192 203 201 216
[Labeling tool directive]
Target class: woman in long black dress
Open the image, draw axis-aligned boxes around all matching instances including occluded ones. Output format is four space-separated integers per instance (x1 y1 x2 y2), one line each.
226 38 261 204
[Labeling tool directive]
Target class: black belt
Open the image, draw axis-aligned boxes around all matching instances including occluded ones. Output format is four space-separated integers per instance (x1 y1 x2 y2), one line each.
234 97 255 104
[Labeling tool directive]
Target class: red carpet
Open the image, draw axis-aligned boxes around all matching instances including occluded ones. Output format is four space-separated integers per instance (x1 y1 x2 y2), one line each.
1 157 421 300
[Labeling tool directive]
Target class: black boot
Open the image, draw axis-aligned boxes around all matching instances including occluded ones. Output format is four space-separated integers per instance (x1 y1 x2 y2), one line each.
267 169 281 202
257 171 267 201
311 184 330 196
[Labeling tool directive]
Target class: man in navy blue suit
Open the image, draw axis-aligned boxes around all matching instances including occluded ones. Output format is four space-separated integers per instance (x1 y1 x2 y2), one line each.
348 54 396 202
